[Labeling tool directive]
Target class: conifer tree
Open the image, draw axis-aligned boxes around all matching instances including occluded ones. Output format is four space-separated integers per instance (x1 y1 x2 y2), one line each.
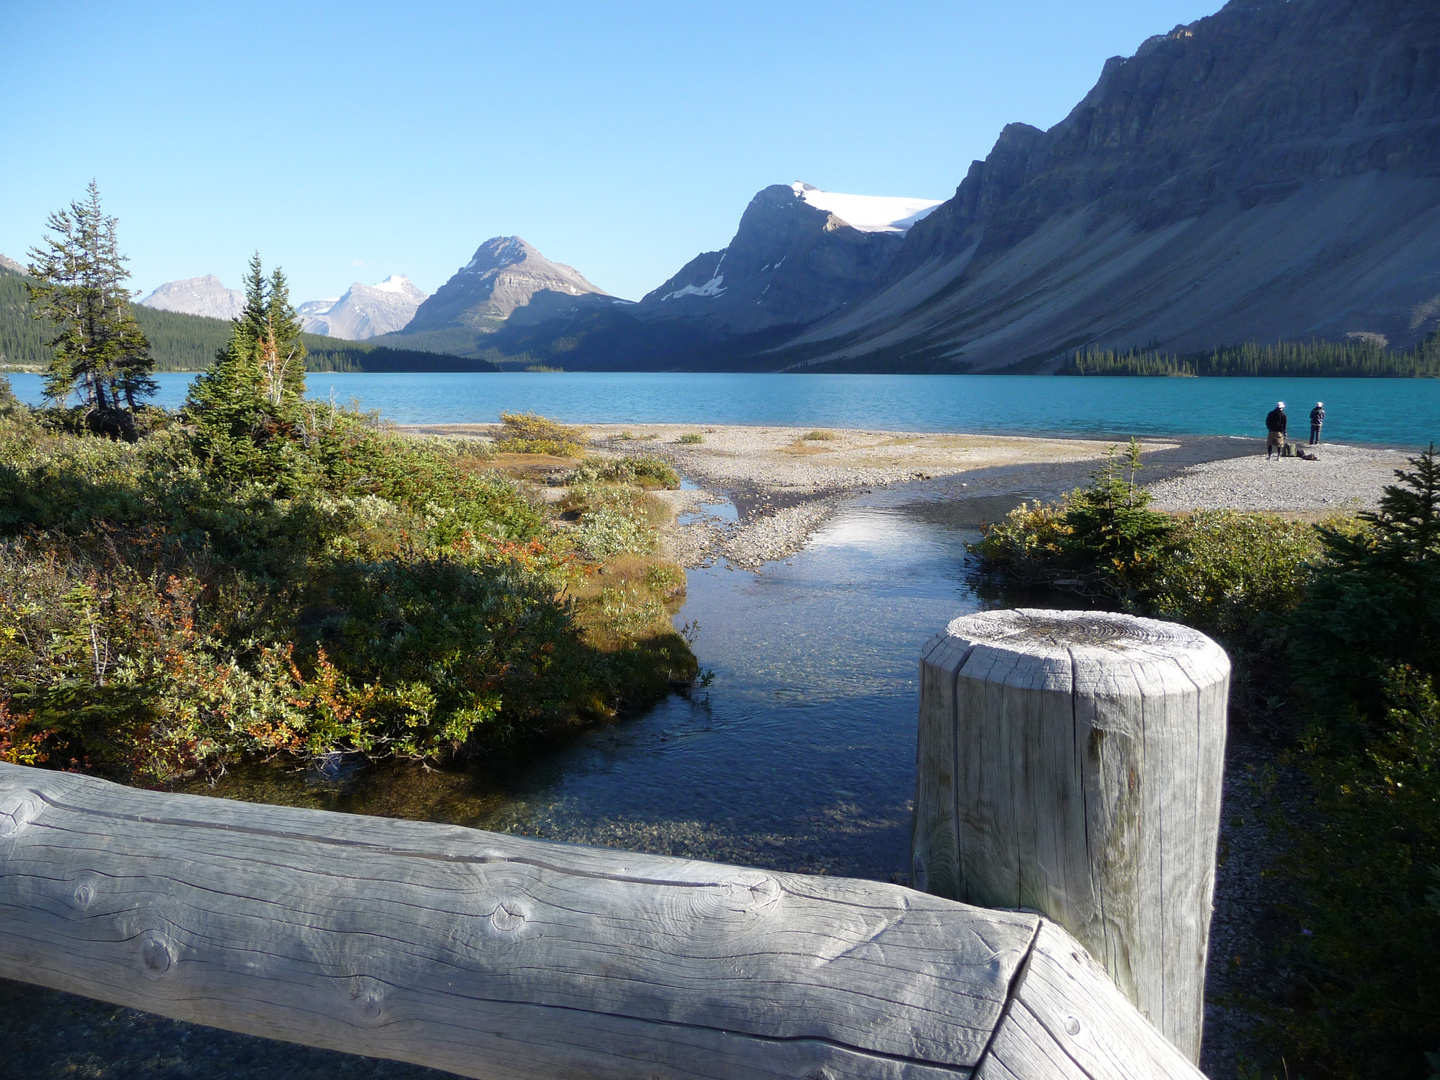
1293 445 1440 734
25 182 153 420
186 253 309 482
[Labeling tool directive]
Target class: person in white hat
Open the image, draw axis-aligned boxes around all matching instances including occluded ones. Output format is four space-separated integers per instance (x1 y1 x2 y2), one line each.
1309 401 1326 445
1265 401 1288 459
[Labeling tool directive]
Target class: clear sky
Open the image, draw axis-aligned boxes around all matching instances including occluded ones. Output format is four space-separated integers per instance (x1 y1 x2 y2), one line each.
0 0 1220 305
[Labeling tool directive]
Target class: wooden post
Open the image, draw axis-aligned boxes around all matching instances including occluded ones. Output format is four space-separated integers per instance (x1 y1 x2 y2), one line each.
912 608 1229 1063
0 762 1204 1079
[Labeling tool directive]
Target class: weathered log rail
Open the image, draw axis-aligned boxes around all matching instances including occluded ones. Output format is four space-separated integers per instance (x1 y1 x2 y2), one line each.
0 762 1202 1079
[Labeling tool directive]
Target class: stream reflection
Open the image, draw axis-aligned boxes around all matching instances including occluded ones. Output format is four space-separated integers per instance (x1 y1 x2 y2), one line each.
192 496 982 883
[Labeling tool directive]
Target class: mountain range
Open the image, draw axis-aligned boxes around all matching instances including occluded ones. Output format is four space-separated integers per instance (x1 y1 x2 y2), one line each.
370 182 945 363
138 273 427 342
297 275 427 340
375 0 1440 372
39 0 1440 374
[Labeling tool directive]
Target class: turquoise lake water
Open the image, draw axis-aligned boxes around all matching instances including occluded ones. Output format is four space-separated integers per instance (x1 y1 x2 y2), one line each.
10 370 1438 445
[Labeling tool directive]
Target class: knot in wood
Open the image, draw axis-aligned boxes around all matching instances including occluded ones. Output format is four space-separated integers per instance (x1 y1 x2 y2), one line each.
489 901 527 933
0 791 42 839
138 931 174 976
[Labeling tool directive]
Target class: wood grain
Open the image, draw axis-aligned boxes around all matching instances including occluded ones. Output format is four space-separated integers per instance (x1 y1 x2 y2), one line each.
2 762 1040 1079
914 609 1229 1063
975 921 1207 1080
0 763 1204 1078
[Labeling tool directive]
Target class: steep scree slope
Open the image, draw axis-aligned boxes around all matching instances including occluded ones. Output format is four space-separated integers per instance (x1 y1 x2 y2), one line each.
780 0 1440 371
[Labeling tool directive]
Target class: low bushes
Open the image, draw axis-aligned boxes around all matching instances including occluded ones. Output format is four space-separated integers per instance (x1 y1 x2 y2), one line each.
970 443 1440 1078
564 454 680 490
494 411 586 456
0 398 695 784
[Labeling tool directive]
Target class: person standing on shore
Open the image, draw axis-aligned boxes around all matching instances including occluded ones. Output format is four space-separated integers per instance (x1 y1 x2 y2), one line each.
1310 401 1325 445
1266 401 1288 459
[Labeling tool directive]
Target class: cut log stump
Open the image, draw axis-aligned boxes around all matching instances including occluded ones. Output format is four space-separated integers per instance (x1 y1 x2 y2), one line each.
913 609 1229 1063
0 762 1202 1079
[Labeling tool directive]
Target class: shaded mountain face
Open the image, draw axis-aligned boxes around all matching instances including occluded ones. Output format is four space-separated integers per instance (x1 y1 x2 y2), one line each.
300 275 428 340
389 183 944 369
783 0 1440 370
139 275 245 321
401 237 612 336
636 182 940 334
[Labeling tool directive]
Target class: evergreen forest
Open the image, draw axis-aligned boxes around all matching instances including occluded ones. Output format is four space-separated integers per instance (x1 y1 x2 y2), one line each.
1063 336 1440 377
0 265 491 375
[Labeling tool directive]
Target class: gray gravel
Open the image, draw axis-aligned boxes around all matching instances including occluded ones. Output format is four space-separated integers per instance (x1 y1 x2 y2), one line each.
1147 442 1410 514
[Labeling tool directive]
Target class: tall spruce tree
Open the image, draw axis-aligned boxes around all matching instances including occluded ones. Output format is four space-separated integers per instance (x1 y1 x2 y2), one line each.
25 182 154 422
186 254 309 483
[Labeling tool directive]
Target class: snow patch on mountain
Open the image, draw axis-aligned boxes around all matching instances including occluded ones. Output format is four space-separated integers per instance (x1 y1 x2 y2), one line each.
791 182 942 233
300 275 427 339
661 275 726 301
370 275 414 294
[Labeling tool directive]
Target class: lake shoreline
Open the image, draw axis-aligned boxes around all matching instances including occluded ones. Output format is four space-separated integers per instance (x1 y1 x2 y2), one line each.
407 422 1408 570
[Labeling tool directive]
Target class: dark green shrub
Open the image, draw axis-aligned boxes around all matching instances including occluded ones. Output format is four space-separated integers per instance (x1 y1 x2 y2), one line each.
970 440 1175 598
1266 666 1440 1079
1252 449 1440 1078
1291 446 1440 742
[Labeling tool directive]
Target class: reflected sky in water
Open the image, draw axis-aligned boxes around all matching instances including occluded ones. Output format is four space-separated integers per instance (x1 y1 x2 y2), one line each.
210 496 983 884
459 500 981 881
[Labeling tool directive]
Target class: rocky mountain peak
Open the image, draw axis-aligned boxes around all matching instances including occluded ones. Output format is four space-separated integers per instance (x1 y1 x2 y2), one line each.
401 236 610 335
637 182 939 333
138 275 245 321
300 275 429 340
0 253 25 276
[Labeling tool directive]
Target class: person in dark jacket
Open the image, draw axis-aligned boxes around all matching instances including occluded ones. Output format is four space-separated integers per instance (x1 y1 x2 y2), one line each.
1265 401 1287 459
1310 401 1325 445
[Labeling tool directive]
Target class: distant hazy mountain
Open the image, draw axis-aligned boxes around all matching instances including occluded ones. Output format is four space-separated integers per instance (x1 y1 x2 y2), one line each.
400 237 613 336
636 181 941 334
300 275 428 340
0 253 25 276
139 275 245 322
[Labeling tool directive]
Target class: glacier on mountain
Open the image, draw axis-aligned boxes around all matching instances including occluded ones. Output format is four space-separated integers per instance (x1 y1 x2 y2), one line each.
791 182 941 233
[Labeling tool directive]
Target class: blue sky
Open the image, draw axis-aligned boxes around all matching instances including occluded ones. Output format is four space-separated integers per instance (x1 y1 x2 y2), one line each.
0 0 1218 304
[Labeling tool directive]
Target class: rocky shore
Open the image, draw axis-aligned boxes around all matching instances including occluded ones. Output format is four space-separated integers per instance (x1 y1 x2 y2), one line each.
583 425 1409 570
584 423 1164 569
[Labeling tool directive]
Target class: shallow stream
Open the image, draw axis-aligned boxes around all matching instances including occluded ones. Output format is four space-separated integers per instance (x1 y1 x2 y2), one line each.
190 488 984 883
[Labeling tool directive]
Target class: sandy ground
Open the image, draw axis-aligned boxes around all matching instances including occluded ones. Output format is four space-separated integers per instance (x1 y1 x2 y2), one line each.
599 424 1162 568
402 422 1413 570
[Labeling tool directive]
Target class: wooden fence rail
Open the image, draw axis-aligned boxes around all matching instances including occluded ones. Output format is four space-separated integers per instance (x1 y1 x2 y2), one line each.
0 762 1201 1079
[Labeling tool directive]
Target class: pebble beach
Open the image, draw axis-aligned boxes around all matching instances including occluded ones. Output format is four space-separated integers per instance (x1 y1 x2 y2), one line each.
579 424 1415 569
